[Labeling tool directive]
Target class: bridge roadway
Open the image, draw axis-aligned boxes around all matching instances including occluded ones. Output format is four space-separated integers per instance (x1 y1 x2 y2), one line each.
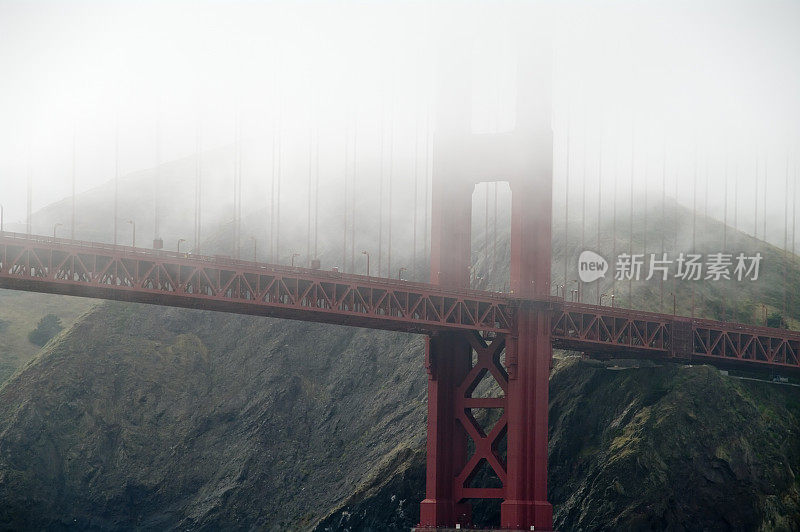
1 231 798 374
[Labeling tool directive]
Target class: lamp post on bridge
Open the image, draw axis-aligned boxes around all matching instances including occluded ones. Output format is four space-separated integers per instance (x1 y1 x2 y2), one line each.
398 266 407 280
610 294 616 308
291 252 300 267
53 222 62 239
177 238 186 254
126 220 136 247
669 292 677 315
250 236 257 262
569 279 579 302
361 250 370 276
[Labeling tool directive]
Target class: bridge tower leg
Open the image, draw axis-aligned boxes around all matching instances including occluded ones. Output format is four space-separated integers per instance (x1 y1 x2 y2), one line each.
419 172 475 526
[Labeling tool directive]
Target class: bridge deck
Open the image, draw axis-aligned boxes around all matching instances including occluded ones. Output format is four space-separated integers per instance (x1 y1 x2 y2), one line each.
1 232 798 373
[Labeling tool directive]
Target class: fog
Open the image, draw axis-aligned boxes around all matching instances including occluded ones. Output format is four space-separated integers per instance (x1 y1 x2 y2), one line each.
1 0 799 252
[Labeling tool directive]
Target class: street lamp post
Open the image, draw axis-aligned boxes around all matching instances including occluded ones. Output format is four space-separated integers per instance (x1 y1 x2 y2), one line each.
291 252 300 267
398 267 407 280
53 222 63 239
250 236 257 262
569 279 579 302
669 292 677 315
610 294 616 308
762 304 768 326
177 238 186 253
126 220 136 247
362 250 370 276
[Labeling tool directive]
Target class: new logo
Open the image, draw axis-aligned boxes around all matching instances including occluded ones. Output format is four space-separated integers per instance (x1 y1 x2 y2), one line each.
578 250 609 283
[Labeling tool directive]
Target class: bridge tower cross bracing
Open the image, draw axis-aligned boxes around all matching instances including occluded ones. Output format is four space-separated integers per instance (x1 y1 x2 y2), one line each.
418 15 555 532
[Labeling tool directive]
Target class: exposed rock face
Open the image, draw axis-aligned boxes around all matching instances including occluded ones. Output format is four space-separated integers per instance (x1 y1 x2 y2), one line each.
319 358 800 531
0 302 428 530
548 359 800 531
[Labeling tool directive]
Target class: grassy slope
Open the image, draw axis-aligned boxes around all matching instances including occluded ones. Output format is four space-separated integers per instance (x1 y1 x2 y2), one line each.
0 290 96 384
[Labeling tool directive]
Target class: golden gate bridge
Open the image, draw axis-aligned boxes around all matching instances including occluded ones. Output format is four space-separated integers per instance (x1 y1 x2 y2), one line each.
2 16 799 532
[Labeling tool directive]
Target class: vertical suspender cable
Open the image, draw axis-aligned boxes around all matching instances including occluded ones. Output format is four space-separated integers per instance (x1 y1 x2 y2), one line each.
484 183 489 282
26 158 32 235
238 118 243 259
387 105 394 278
793 159 797 258
753 150 761 238
378 96 385 278
71 125 76 239
307 126 313 264
351 112 358 272
763 153 768 240
155 118 161 242
195 122 202 254
674 156 679 313
596 129 602 304
344 117 350 270
692 147 697 318
612 124 617 302
233 116 238 257
563 117 570 294
629 117 634 308
275 108 282 263
701 154 708 314
424 101 430 273
114 114 119 245
784 155 789 317
236 114 244 259
580 126 586 301
413 114 419 279
723 150 728 319
734 158 739 233
493 182 498 289
270 110 276 263
723 151 728 250
661 140 666 312
314 124 320 260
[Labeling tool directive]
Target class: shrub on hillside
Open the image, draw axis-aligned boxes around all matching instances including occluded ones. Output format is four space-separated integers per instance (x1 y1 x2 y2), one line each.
28 314 63 346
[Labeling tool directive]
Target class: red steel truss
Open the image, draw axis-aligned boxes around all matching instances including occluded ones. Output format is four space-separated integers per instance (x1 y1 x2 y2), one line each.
2 232 798 374
0 232 513 335
552 302 800 372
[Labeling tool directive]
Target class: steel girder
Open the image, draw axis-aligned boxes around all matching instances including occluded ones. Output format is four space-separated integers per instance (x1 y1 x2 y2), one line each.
0 232 513 334
552 302 800 372
2 233 800 373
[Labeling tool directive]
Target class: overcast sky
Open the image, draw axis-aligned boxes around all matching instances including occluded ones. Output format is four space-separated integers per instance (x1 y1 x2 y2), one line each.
0 0 798 246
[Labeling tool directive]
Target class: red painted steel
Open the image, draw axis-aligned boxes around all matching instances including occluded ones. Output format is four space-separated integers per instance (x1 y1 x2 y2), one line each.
553 301 800 372
0 232 512 335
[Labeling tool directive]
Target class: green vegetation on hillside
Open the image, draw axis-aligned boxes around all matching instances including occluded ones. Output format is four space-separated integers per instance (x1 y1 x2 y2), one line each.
27 314 64 346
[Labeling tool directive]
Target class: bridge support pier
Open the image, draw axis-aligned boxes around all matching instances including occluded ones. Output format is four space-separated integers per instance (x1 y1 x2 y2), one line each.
500 303 553 530
419 333 473 528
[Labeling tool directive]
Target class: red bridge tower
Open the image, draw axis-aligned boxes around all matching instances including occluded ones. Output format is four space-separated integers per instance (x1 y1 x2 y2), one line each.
418 19 555 532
